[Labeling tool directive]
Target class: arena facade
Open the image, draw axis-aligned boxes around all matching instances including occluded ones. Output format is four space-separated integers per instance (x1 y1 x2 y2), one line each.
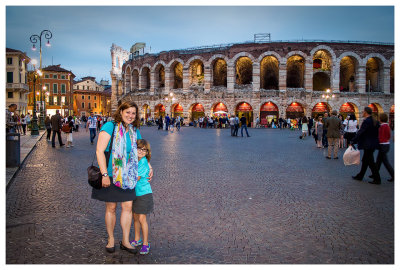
110 40 394 126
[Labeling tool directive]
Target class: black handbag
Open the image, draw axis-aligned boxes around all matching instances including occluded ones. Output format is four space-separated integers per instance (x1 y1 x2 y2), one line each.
87 123 115 189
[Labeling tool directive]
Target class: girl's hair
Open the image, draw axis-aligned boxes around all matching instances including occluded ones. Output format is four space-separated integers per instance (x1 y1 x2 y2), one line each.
113 101 140 128
137 139 151 161
379 113 388 123
349 114 356 121
302 116 308 123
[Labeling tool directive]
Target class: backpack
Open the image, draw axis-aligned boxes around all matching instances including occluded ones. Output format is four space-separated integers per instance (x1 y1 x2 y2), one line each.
62 122 71 133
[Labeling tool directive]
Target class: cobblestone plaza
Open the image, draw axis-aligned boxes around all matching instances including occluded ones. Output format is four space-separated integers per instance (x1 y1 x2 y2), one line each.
6 127 394 264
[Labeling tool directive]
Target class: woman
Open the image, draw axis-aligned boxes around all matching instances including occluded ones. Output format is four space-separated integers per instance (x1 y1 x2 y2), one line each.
20 114 27 135
343 114 358 147
93 101 153 254
66 116 74 148
315 115 324 148
45 116 52 141
338 114 345 148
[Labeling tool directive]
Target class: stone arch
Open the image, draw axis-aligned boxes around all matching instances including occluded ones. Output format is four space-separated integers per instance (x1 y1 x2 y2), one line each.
151 60 167 72
211 101 229 116
259 101 280 126
132 69 139 90
339 102 360 120
234 101 254 126
207 54 229 66
311 102 332 118
230 52 256 64
211 57 227 87
140 64 151 90
286 101 305 119
187 58 205 86
168 60 184 89
167 58 185 69
154 103 166 118
285 50 308 61
257 51 282 64
310 45 337 63
153 62 166 88
339 55 360 92
363 53 387 66
189 102 205 121
365 55 385 92
260 55 279 90
235 56 253 85
184 55 207 69
286 54 305 88
337 51 363 65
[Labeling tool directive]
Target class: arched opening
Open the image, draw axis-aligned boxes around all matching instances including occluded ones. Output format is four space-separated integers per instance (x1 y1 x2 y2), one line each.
260 56 279 90
212 58 227 87
312 102 331 118
286 102 304 119
368 103 382 119
189 60 204 86
339 102 359 120
313 72 331 91
141 67 150 90
172 62 183 89
313 50 332 71
132 70 139 90
339 56 358 92
212 102 228 117
260 101 279 126
366 57 384 92
154 104 165 119
142 104 150 121
235 57 253 86
155 64 165 88
235 102 253 127
390 61 394 93
389 105 394 130
287 55 305 88
190 103 205 121
172 103 184 118
125 66 131 93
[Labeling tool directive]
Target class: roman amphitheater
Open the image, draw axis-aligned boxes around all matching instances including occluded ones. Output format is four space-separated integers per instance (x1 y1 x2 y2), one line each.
109 40 394 126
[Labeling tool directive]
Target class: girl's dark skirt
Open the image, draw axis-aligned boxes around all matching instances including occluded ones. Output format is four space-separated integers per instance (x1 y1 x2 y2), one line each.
91 177 136 202
132 193 154 214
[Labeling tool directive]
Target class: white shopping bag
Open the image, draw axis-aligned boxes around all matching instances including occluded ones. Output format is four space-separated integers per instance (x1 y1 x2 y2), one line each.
343 146 360 166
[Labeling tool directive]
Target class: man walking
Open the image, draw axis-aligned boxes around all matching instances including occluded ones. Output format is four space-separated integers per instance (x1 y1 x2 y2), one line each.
51 110 64 148
240 115 250 137
165 114 170 131
86 112 97 145
325 110 341 159
350 107 381 185
233 115 240 136
229 115 235 136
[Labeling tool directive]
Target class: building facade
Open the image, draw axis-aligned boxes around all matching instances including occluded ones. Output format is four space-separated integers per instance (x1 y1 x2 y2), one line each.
6 48 31 115
110 41 395 126
27 64 75 117
73 77 112 116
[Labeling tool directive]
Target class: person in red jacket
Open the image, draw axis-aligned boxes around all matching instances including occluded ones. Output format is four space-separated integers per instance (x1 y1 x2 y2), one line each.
372 113 394 182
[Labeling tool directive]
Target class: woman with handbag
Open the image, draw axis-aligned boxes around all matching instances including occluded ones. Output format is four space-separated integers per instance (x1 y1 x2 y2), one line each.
343 114 358 147
92 101 153 254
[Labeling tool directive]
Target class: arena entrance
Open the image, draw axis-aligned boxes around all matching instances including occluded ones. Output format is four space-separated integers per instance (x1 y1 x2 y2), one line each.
212 102 228 117
172 103 184 118
260 101 279 126
190 103 205 121
154 104 165 119
142 104 151 121
286 102 304 119
235 102 254 127
311 102 331 118
368 103 382 119
339 102 358 120
389 105 394 130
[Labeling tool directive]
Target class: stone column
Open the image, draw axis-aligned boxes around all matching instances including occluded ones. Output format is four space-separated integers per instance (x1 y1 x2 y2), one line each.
183 67 190 93
304 57 313 90
331 62 340 92
383 66 391 94
204 66 211 93
138 73 143 90
357 66 366 93
279 62 287 90
252 63 260 92
227 62 235 93
110 74 118 114
150 71 155 95
164 67 171 95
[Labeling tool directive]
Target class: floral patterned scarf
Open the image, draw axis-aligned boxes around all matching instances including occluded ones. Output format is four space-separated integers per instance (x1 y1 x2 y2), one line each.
111 123 138 189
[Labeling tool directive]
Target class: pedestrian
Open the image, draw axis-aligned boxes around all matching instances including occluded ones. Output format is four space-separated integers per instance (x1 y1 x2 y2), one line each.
66 115 74 148
300 116 308 139
338 115 345 148
158 115 163 130
45 115 52 141
51 110 64 148
325 110 341 159
165 114 170 131
131 139 154 255
234 115 239 136
20 114 27 135
176 116 181 131
255 117 260 128
240 115 250 137
370 113 394 182
25 112 31 131
229 115 235 136
343 114 358 148
92 101 153 254
350 107 381 184
86 112 97 145
315 115 324 148
82 114 87 128
308 117 313 136
322 112 329 148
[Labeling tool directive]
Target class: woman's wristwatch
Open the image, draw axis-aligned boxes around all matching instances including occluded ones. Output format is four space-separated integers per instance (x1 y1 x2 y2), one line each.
102 173 108 177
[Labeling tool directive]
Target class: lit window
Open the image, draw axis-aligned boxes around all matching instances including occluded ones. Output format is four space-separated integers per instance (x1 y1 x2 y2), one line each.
54 97 58 105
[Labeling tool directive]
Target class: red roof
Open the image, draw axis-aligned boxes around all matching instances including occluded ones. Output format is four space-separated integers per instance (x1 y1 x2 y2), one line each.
42 65 75 77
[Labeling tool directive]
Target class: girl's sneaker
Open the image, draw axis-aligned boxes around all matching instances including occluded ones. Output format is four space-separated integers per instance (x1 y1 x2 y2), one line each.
140 243 150 255
130 239 143 247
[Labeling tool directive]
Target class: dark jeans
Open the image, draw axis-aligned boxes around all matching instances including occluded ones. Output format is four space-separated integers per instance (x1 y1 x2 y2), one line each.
46 128 52 140
322 129 328 147
356 148 381 182
241 124 250 137
233 124 239 136
89 128 96 143
22 124 26 134
52 130 63 146
376 144 394 179
231 125 235 136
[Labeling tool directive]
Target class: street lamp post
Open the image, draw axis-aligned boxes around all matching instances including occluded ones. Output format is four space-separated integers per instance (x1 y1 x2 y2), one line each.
29 67 40 136
164 92 176 117
30 29 53 128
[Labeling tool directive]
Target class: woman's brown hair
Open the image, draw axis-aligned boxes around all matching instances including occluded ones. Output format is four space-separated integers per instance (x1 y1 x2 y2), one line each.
137 139 151 162
113 101 140 128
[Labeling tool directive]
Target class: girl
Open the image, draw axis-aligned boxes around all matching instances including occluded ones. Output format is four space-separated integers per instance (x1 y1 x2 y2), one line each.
300 116 308 139
66 116 74 148
315 115 324 148
338 115 345 148
130 139 154 255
